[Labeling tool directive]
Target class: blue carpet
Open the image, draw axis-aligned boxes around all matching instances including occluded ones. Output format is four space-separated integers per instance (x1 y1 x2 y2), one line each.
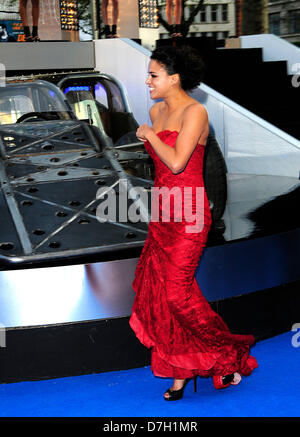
0 331 299 417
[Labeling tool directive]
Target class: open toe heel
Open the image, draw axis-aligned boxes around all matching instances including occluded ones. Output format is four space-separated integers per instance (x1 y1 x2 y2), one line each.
164 376 197 401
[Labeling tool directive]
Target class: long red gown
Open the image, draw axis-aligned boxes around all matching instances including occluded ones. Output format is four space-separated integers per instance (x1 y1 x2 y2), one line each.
129 130 257 382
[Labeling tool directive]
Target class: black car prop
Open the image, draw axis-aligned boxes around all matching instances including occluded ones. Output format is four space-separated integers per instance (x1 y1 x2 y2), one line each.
0 72 226 269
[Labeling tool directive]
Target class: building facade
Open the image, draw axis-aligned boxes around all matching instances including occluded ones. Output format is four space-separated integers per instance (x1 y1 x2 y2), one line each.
158 0 236 39
268 0 300 43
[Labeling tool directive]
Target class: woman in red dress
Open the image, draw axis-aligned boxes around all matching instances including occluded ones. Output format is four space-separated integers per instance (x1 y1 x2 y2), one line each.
129 46 257 401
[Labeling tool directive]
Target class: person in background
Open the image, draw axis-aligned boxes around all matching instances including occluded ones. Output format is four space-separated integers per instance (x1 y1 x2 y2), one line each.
19 0 40 42
101 0 119 38
166 0 182 37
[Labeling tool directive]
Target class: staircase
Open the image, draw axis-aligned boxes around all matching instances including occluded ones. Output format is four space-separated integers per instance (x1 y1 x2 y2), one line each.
156 37 300 140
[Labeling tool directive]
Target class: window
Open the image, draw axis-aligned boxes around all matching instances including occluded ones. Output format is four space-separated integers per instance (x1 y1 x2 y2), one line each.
222 4 228 22
0 83 71 125
269 12 281 35
95 83 108 109
211 5 217 22
200 5 207 22
0 95 35 124
289 9 300 34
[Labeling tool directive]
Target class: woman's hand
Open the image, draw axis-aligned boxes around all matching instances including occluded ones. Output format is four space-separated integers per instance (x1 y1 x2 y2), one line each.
136 124 155 142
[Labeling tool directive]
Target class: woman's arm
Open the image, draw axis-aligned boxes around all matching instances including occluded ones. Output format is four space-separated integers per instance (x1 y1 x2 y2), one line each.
137 103 208 174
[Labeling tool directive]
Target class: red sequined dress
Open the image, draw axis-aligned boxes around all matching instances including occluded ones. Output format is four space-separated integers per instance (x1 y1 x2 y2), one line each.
129 130 257 382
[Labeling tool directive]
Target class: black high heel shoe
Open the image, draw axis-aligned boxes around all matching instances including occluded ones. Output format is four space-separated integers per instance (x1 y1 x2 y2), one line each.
164 376 197 401
111 24 118 38
168 24 174 37
170 24 183 38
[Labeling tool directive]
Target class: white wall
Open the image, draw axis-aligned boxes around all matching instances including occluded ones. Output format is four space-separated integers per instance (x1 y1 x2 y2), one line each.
94 39 152 126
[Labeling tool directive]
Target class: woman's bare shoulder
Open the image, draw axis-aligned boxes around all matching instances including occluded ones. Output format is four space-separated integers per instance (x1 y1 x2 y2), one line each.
184 101 208 118
180 101 209 142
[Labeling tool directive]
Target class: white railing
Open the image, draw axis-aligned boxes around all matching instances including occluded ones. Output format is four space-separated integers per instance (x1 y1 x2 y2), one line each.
192 84 300 178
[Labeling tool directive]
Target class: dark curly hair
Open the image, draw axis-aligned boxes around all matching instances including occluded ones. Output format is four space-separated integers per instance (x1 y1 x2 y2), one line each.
150 45 205 91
